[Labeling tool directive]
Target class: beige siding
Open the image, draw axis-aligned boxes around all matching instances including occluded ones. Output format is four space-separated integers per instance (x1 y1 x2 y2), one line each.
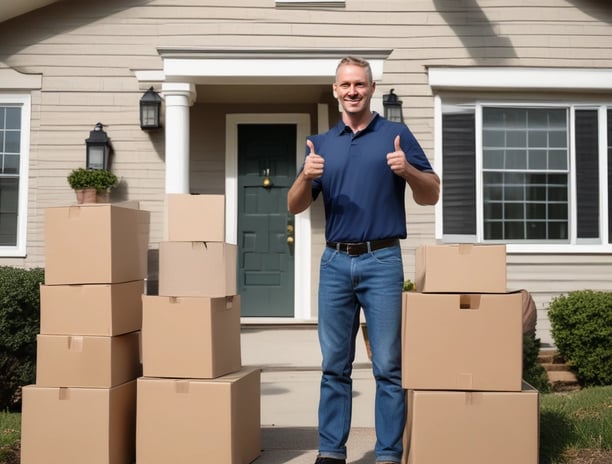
0 0 611 336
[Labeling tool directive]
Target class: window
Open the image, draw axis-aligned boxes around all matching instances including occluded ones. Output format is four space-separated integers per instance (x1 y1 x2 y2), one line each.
440 102 610 251
0 94 30 257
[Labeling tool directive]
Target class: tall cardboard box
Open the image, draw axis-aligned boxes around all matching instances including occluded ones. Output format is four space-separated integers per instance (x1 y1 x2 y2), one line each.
415 244 506 293
158 241 237 297
40 280 144 336
36 332 141 388
402 292 523 391
142 295 241 378
402 383 539 464
20 380 137 464
44 204 150 285
136 368 261 464
167 194 225 241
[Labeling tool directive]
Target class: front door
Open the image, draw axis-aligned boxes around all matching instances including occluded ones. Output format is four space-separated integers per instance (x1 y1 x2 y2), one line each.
237 124 296 317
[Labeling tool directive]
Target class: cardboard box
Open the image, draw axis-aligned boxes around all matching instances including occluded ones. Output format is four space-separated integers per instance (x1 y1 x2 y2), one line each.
402 292 522 391
40 280 144 336
20 380 136 464
167 194 225 242
137 368 261 464
415 244 506 293
44 204 150 285
158 241 237 297
142 295 241 378
402 383 539 464
36 332 141 388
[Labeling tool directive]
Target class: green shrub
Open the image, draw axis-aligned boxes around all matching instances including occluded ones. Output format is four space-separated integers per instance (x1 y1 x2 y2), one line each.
0 267 44 412
548 290 612 387
523 334 551 393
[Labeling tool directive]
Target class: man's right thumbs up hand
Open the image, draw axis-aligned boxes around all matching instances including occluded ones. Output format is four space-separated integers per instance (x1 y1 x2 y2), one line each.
303 139 325 180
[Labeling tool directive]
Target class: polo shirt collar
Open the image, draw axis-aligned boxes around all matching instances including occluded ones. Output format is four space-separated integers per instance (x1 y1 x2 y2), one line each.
334 111 381 136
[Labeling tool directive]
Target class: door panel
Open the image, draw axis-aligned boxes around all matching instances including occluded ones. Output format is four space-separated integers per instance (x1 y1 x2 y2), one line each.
238 124 296 317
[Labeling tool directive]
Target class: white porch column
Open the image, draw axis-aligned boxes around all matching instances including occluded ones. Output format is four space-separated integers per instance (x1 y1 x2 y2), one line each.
161 82 196 193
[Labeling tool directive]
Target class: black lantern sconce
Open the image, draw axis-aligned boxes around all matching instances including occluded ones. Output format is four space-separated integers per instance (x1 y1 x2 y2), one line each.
382 88 404 123
140 86 162 130
85 122 112 170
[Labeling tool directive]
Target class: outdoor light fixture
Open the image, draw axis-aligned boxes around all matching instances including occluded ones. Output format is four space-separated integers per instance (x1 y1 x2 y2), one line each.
383 88 404 123
85 122 112 170
140 86 162 130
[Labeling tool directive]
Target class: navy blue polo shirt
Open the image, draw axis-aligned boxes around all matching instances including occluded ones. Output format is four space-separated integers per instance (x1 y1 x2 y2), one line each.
304 113 433 243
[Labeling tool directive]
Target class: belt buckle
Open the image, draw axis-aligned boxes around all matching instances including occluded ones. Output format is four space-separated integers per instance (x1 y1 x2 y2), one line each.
346 243 361 256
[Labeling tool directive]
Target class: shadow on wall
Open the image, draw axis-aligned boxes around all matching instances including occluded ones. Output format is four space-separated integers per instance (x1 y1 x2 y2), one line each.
566 0 612 24
432 0 517 63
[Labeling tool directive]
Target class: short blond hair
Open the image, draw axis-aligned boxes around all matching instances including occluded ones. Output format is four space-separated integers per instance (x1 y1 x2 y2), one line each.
336 56 373 83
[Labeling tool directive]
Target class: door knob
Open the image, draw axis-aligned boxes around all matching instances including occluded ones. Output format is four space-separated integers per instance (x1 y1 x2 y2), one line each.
287 236 294 245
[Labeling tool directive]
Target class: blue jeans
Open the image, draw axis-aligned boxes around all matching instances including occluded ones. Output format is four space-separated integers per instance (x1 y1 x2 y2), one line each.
317 244 405 463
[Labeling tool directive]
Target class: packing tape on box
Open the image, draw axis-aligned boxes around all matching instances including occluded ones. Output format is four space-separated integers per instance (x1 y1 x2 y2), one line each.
458 244 473 255
175 380 190 394
458 373 473 390
68 205 82 218
68 336 84 352
58 387 70 401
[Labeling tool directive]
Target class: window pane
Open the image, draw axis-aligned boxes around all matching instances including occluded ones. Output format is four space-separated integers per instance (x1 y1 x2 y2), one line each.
505 149 527 169
528 150 547 169
0 177 18 246
4 131 20 153
3 154 19 174
482 107 569 242
483 149 504 169
529 131 547 147
5 108 21 130
507 131 526 147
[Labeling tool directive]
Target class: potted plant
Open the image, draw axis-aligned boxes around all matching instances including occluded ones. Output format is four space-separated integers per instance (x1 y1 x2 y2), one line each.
67 168 118 204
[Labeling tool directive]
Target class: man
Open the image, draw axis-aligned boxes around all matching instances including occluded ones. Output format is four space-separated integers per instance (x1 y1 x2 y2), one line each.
287 56 440 464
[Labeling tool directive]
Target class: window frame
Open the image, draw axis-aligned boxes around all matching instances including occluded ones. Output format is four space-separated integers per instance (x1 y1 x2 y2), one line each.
434 96 611 254
0 93 31 258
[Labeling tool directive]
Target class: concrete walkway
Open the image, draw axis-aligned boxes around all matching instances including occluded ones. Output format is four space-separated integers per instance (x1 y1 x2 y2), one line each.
240 325 379 464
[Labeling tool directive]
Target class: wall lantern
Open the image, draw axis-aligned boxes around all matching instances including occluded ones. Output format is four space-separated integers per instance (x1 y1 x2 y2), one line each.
382 88 404 123
85 122 112 170
140 86 162 130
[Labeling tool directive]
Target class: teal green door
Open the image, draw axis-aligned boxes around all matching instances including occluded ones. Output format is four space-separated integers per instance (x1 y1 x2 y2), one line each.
237 124 296 317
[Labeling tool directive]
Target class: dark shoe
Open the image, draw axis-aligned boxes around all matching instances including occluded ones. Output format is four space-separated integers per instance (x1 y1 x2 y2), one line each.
314 457 346 464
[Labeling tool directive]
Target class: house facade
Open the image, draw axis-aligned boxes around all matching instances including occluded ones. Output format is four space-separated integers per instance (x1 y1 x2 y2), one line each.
1 0 611 345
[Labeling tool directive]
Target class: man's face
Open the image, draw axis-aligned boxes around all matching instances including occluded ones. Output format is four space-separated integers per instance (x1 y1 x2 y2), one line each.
333 64 375 116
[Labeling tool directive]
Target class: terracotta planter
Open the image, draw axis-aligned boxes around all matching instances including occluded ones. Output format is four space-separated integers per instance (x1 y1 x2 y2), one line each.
76 188 97 204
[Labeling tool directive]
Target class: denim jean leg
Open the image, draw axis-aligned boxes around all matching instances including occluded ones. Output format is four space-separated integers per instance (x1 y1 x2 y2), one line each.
317 247 361 460
355 245 405 463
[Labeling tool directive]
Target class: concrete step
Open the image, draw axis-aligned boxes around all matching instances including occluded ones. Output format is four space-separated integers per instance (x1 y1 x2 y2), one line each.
540 362 573 372
547 369 580 392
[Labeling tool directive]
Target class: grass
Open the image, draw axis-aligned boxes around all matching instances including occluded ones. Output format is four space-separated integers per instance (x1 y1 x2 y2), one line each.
1 386 610 464
540 385 612 463
0 411 20 464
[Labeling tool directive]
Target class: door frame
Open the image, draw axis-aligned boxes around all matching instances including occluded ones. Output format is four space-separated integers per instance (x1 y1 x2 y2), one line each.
225 113 312 321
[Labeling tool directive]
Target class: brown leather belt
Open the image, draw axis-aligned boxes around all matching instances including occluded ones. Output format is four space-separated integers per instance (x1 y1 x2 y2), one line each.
326 238 399 256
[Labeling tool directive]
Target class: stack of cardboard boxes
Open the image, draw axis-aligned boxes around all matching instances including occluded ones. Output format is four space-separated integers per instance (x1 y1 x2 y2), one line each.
136 194 261 464
20 203 150 464
401 244 539 464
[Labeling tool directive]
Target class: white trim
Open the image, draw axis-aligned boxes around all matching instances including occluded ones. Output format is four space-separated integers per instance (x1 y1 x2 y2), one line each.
0 94 30 257
429 67 612 91
225 113 312 320
600 106 609 246
157 49 391 85
275 0 345 6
